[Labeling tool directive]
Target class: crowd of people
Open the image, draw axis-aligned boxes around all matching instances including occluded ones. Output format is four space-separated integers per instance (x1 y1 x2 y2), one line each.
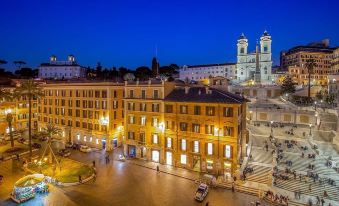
264 190 289 206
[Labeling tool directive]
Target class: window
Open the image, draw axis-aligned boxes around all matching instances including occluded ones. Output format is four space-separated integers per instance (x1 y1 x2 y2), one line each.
193 141 199 153
264 46 268 52
140 103 146 111
152 104 160 112
113 101 118 109
181 139 186 151
152 134 158 144
128 102 135 111
140 116 146 126
76 100 80 107
180 122 188 131
192 124 200 133
129 90 134 98
141 90 146 99
128 116 135 124
102 90 107 98
205 125 214 135
206 106 215 116
128 131 135 140
194 106 201 115
223 107 233 117
153 90 159 99
224 126 234 136
95 100 100 109
225 145 231 158
102 100 107 109
180 105 188 114
152 118 158 127
95 90 100 98
165 105 173 113
240 48 244 54
180 154 187 164
167 137 172 148
76 109 80 117
207 143 213 155
139 132 145 143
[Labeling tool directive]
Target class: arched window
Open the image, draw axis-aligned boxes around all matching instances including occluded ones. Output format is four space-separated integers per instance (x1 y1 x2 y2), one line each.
240 48 244 54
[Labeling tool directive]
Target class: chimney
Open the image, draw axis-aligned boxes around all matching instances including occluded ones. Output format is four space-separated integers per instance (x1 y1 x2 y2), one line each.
185 86 190 94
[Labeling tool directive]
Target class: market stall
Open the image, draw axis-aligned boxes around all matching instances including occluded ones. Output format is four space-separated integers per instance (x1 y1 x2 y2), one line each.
11 174 49 203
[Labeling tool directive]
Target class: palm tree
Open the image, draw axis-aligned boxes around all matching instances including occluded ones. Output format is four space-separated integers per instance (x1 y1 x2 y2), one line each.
305 59 317 98
0 88 15 147
14 80 44 160
41 124 61 164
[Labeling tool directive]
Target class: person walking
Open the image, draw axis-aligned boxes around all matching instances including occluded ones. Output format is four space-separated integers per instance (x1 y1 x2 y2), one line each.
205 201 209 206
92 160 95 167
232 182 235 192
316 196 320 205
156 165 160 174
78 175 82 183
321 198 325 206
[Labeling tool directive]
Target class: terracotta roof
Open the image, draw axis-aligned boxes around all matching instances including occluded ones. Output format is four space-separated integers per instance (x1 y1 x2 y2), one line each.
165 87 248 104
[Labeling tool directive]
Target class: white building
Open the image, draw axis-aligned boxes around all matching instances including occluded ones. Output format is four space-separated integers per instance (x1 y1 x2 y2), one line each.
179 63 236 82
236 31 272 84
38 55 87 79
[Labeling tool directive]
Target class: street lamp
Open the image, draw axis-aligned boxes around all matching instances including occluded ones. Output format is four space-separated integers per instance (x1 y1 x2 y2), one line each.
270 120 274 136
309 124 312 136
5 109 14 147
314 101 317 111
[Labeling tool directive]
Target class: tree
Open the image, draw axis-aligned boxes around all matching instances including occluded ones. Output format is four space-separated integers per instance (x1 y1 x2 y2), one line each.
0 59 7 68
96 62 102 79
280 76 296 95
135 66 152 80
14 80 44 160
0 89 15 147
13 61 26 70
305 59 317 98
315 91 323 100
41 124 61 164
15 67 35 78
325 93 335 106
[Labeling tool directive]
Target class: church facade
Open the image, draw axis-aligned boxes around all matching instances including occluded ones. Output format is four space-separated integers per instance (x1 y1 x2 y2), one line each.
235 31 272 84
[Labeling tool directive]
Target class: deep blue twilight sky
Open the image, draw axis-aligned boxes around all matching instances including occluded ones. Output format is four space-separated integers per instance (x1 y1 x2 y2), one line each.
0 0 338 71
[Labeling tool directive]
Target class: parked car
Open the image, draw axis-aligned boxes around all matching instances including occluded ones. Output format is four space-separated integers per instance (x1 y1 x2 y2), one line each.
72 143 81 150
23 139 29 145
80 145 91 153
39 136 47 142
65 142 73 148
58 149 71 157
195 183 209 202
17 137 25 143
32 143 41 149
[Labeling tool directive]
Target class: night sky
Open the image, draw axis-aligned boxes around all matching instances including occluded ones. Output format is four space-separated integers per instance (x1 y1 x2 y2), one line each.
0 0 338 71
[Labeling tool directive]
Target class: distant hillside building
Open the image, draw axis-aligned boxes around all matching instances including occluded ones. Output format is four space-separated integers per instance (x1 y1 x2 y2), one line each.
235 31 272 84
281 40 336 85
179 63 236 84
38 55 86 79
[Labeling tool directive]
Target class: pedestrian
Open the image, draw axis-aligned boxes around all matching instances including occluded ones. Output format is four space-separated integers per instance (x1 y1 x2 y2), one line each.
309 184 312 192
0 174 3 185
78 175 82 183
205 201 209 206
156 165 160 174
299 174 302 182
323 191 328 198
232 182 235 192
316 196 320 205
294 191 297 199
92 160 95 167
16 153 19 160
321 198 325 206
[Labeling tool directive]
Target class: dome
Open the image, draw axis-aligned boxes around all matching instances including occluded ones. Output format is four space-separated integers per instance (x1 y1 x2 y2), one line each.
239 33 247 40
262 30 270 37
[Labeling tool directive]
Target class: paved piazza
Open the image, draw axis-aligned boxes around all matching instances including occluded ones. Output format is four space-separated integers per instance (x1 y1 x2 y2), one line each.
1 149 269 206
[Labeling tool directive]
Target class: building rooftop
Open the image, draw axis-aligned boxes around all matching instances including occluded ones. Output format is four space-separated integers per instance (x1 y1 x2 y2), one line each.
165 87 248 104
184 63 236 69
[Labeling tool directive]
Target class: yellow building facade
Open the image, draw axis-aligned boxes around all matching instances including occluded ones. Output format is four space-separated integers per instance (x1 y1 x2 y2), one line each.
38 82 124 150
0 85 38 137
124 81 247 176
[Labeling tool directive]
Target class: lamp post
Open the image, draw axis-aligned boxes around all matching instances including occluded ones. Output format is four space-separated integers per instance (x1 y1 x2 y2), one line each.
5 109 14 147
309 124 312 136
314 101 317 111
270 120 274 137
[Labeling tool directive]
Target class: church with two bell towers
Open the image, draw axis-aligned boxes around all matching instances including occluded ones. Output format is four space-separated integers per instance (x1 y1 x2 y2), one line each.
236 31 272 85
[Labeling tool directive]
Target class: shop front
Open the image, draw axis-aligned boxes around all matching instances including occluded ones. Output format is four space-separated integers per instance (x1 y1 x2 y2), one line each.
151 150 160 162
166 151 172 165
128 145 136 157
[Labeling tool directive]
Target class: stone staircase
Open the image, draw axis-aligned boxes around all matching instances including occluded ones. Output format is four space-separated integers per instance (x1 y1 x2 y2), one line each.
246 164 272 185
275 173 339 202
